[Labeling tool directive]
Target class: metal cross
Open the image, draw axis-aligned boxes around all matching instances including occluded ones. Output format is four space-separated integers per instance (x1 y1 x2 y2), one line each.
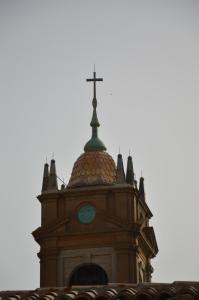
86 71 103 100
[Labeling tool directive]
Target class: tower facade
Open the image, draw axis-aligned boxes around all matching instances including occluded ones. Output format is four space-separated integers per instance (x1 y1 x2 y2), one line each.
32 72 158 287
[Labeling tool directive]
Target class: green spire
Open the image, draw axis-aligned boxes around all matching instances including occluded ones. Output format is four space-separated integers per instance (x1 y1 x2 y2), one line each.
41 162 49 193
116 153 125 183
48 159 58 190
126 155 134 185
139 176 145 201
84 71 107 152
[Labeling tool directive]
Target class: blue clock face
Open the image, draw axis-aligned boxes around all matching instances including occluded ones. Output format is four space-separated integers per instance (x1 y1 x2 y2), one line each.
78 204 96 224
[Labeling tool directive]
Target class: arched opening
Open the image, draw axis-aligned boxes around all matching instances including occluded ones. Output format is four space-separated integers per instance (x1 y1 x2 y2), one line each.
69 263 108 286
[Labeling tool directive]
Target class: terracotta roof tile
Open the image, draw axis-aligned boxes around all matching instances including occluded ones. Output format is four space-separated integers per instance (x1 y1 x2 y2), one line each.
2 283 199 300
68 151 116 188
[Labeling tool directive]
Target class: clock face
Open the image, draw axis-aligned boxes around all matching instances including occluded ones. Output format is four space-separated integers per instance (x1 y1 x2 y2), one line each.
78 204 96 224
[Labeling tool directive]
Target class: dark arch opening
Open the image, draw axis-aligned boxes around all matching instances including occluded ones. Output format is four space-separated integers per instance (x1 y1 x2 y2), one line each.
69 263 108 286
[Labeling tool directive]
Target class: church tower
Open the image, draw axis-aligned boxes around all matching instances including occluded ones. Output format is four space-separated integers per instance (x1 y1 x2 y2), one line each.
32 72 158 287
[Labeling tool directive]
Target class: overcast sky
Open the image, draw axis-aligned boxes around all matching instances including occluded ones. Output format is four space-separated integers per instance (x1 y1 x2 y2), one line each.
0 0 199 290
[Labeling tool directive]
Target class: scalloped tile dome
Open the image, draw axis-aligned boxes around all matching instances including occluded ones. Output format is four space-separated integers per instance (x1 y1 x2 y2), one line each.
68 151 116 188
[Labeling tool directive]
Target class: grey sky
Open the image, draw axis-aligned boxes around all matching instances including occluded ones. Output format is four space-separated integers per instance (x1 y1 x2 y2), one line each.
0 0 199 290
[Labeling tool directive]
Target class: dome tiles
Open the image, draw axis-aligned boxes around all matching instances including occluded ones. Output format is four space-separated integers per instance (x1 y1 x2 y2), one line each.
68 151 116 188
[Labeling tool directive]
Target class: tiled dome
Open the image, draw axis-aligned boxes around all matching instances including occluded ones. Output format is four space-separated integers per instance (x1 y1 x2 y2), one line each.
68 151 116 188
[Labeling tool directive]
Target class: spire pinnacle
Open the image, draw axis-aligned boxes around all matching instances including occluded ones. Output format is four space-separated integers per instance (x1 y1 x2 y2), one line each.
84 71 106 152
139 176 145 201
126 155 134 185
116 153 125 184
48 159 58 190
41 162 49 192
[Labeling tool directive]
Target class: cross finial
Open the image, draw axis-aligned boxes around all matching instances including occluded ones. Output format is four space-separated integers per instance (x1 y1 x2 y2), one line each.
84 69 106 152
86 70 103 102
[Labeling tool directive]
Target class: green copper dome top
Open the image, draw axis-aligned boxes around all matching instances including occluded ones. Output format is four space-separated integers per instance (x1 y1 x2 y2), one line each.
84 71 106 152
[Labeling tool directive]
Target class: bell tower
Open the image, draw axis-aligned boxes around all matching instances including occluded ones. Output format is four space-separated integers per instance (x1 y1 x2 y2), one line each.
32 71 158 287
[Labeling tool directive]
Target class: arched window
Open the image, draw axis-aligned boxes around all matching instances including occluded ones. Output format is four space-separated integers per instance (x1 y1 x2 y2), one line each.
69 263 108 286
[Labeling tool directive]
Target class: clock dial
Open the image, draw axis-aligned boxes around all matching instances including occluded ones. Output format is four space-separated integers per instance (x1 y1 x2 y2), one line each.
78 204 96 224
